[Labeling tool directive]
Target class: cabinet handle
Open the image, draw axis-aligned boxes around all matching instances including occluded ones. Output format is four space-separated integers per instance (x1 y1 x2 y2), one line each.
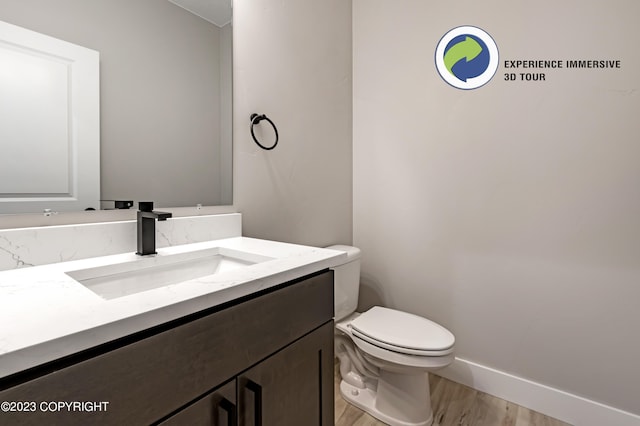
245 380 263 426
218 397 236 426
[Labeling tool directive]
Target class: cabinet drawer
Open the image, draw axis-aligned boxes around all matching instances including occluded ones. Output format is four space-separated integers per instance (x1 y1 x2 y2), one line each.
0 270 333 425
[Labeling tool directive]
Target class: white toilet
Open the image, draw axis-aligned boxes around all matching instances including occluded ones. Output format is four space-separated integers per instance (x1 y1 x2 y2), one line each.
328 245 455 426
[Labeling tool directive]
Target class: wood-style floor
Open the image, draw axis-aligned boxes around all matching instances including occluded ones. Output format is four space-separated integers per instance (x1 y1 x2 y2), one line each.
334 363 571 426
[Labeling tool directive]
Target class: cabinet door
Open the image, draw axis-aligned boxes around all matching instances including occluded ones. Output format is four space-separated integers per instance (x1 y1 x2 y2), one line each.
238 321 334 426
157 380 236 426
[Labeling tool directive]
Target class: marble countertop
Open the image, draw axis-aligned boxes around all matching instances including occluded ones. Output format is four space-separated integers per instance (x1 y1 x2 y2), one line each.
0 237 346 379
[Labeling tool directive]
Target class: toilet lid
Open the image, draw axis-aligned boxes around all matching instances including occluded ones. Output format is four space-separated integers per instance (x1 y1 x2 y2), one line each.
350 306 455 355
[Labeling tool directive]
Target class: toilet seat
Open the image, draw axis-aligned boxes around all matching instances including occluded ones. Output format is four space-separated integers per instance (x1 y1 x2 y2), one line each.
350 306 455 356
352 333 455 370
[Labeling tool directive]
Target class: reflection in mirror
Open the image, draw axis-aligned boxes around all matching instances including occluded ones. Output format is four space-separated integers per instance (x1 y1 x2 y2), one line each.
0 0 232 214
0 20 100 214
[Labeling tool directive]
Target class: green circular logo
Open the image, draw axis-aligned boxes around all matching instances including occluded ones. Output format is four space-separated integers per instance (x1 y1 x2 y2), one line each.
435 26 499 89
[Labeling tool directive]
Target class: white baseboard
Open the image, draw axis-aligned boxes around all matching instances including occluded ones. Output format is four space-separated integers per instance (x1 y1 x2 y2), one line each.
436 358 640 426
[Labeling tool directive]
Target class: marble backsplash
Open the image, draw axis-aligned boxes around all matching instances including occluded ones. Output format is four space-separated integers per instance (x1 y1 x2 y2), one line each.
0 213 242 271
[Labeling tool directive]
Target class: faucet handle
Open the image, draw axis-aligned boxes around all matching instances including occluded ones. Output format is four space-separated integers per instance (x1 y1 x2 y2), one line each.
139 201 154 212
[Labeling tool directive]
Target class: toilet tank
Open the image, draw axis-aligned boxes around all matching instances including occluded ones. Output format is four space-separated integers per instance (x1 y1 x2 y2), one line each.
326 245 361 321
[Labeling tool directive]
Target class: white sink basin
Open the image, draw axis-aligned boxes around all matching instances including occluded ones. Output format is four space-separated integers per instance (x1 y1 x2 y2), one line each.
66 247 273 300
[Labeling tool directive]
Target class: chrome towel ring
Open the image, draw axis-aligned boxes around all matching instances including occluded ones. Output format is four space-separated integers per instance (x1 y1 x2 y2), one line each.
250 113 279 150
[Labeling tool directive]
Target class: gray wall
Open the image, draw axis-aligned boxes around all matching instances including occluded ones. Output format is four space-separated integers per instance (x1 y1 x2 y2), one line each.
0 0 228 207
353 0 640 417
232 0 353 247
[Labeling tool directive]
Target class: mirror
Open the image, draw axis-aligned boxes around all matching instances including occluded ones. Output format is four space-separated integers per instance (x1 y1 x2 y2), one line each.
0 0 232 213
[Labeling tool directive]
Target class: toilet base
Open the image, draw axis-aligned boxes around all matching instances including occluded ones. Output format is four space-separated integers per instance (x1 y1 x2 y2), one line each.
339 372 433 426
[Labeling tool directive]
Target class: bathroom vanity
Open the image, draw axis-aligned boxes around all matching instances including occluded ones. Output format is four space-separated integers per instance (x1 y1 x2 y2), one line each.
0 227 344 425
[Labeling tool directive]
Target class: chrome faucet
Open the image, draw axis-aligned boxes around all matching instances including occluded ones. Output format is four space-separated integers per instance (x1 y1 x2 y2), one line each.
136 201 172 256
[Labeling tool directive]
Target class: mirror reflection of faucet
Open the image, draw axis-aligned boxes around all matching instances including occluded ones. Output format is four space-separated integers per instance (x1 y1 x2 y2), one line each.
136 201 172 256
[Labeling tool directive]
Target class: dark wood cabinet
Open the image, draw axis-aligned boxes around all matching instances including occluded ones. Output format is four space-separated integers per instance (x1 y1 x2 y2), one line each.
0 270 334 426
237 321 334 426
158 380 236 426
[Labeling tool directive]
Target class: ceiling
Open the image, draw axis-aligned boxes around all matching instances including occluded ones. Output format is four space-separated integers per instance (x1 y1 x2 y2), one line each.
168 0 232 27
